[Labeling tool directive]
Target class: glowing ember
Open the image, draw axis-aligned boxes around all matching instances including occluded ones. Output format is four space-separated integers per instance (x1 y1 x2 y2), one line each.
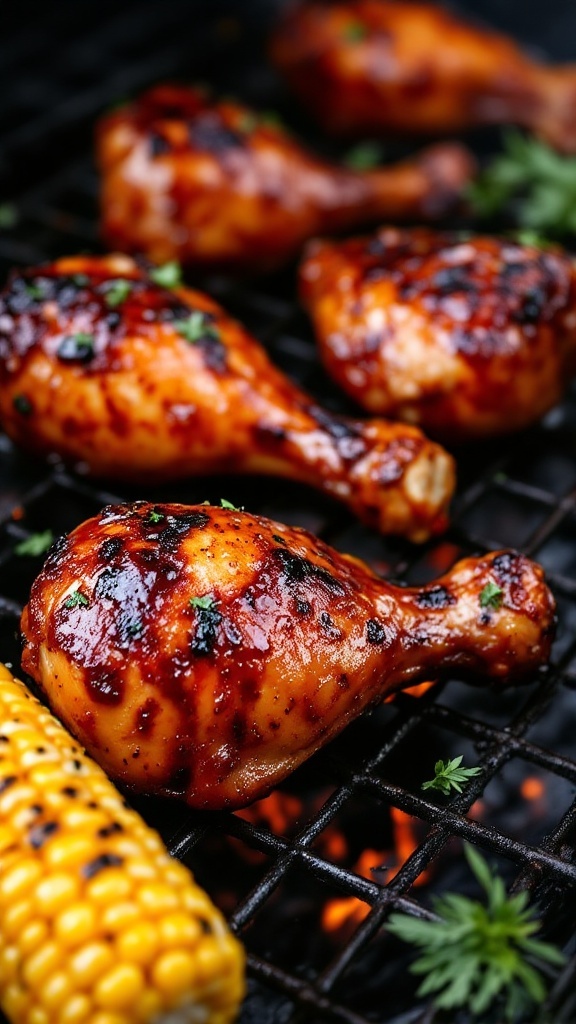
521 776 545 801
236 790 304 835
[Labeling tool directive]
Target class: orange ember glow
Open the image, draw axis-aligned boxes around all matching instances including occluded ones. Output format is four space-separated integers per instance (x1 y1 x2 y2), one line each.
385 679 436 703
236 790 303 835
521 776 545 801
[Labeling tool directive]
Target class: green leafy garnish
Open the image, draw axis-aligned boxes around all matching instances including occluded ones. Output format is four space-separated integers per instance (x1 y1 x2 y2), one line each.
13 394 32 416
148 509 164 524
127 619 143 637
149 261 183 289
71 274 90 288
14 530 54 558
190 595 217 611
220 498 239 510
173 311 219 344
468 130 576 236
103 279 133 308
64 590 90 609
387 844 566 1021
0 203 18 229
479 580 504 610
25 283 45 300
343 141 386 171
343 20 367 41
422 755 482 796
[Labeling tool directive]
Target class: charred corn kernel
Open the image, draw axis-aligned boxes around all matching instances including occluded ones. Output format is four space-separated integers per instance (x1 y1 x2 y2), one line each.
0 665 245 1023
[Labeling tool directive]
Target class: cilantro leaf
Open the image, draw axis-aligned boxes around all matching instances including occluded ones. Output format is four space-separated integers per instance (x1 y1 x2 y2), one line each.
64 590 90 609
149 261 183 289
103 279 133 308
190 595 217 611
422 755 482 796
479 580 504 610
148 509 165 524
14 530 54 557
173 311 219 344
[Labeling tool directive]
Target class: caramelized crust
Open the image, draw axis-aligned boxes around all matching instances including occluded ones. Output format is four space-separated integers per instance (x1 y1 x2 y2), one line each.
271 0 576 152
0 254 454 540
300 228 576 440
97 84 474 270
21 502 556 809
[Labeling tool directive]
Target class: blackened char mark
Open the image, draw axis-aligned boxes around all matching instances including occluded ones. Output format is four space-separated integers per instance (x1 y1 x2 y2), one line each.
416 585 456 609
152 510 210 551
188 113 246 153
273 547 346 596
191 605 223 657
306 404 361 441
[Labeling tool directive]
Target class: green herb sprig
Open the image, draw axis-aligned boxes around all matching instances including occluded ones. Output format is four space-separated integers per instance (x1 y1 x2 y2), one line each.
479 580 504 610
190 595 217 611
150 261 183 289
64 590 90 610
468 130 576 237
422 755 482 796
14 530 54 558
103 279 133 308
387 844 565 1021
173 311 219 344
343 141 387 171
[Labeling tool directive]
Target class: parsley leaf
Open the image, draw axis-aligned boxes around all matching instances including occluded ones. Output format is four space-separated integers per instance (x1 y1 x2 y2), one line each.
14 530 54 557
149 261 183 289
468 130 576 237
343 20 367 41
148 509 164 524
343 141 386 171
173 311 219 344
103 279 133 308
64 590 90 610
190 595 217 611
479 580 504 610
220 498 239 510
387 844 566 1021
422 755 482 796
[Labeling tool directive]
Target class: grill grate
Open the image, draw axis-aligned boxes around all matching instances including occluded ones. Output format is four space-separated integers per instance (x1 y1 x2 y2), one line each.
1 2 576 1021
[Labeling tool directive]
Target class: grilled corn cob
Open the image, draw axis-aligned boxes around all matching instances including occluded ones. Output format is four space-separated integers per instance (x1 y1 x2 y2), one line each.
0 663 245 1024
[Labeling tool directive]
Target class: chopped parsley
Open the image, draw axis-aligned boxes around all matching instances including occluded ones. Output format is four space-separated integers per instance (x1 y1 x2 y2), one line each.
173 311 219 344
343 141 386 171
64 590 90 610
220 498 239 510
149 261 183 289
127 619 143 637
57 333 95 363
422 755 482 796
103 279 133 308
479 580 504 610
190 595 217 611
71 274 90 288
24 282 45 301
14 530 54 558
148 509 165 524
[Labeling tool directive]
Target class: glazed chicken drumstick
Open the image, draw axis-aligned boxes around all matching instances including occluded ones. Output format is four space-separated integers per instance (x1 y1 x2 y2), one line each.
300 228 576 440
0 254 454 541
22 501 556 810
271 0 576 153
97 84 474 271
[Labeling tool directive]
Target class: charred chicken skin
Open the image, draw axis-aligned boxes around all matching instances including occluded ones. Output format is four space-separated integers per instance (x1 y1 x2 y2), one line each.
0 254 455 541
97 84 474 271
21 501 555 810
271 0 576 152
300 228 576 440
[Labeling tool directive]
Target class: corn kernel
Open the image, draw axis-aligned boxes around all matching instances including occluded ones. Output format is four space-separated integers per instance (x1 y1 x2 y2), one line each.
39 971 72 1011
132 989 162 1022
91 1014 128 1024
69 942 115 987
35 873 80 914
137 883 179 915
94 963 145 1010
55 902 98 948
19 920 49 957
45 833 96 870
100 902 139 933
59 993 92 1024
115 922 158 964
3 982 28 1018
22 940 62 988
0 860 43 903
27 1006 50 1024
2 899 33 940
159 911 203 949
0 946 19 985
86 869 132 905
152 950 197 996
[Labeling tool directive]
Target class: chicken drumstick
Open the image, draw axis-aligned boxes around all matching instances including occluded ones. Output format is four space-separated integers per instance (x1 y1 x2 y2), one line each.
300 228 576 440
0 254 454 540
22 501 555 809
98 84 474 271
271 0 576 152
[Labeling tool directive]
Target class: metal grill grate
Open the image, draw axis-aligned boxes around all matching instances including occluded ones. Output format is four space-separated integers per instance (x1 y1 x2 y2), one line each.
1 2 576 1021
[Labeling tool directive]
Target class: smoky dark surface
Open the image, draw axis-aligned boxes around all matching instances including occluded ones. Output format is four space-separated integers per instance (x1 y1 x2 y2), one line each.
1 1 576 1023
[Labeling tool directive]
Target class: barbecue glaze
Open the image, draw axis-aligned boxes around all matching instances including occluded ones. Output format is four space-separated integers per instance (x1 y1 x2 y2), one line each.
271 0 576 152
0 253 454 541
300 228 576 440
21 501 556 809
97 84 474 270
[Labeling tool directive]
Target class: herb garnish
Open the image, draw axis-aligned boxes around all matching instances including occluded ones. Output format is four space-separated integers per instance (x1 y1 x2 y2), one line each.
25 282 45 301
479 580 504 610
57 333 95 362
343 20 368 41
220 498 240 510
387 844 565 1021
190 595 217 611
0 203 18 229
127 619 143 637
422 755 482 796
103 279 133 308
148 509 164 524
343 141 386 171
468 130 576 237
14 530 54 557
13 394 32 416
173 311 219 344
64 590 90 609
149 261 183 289
71 274 90 288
